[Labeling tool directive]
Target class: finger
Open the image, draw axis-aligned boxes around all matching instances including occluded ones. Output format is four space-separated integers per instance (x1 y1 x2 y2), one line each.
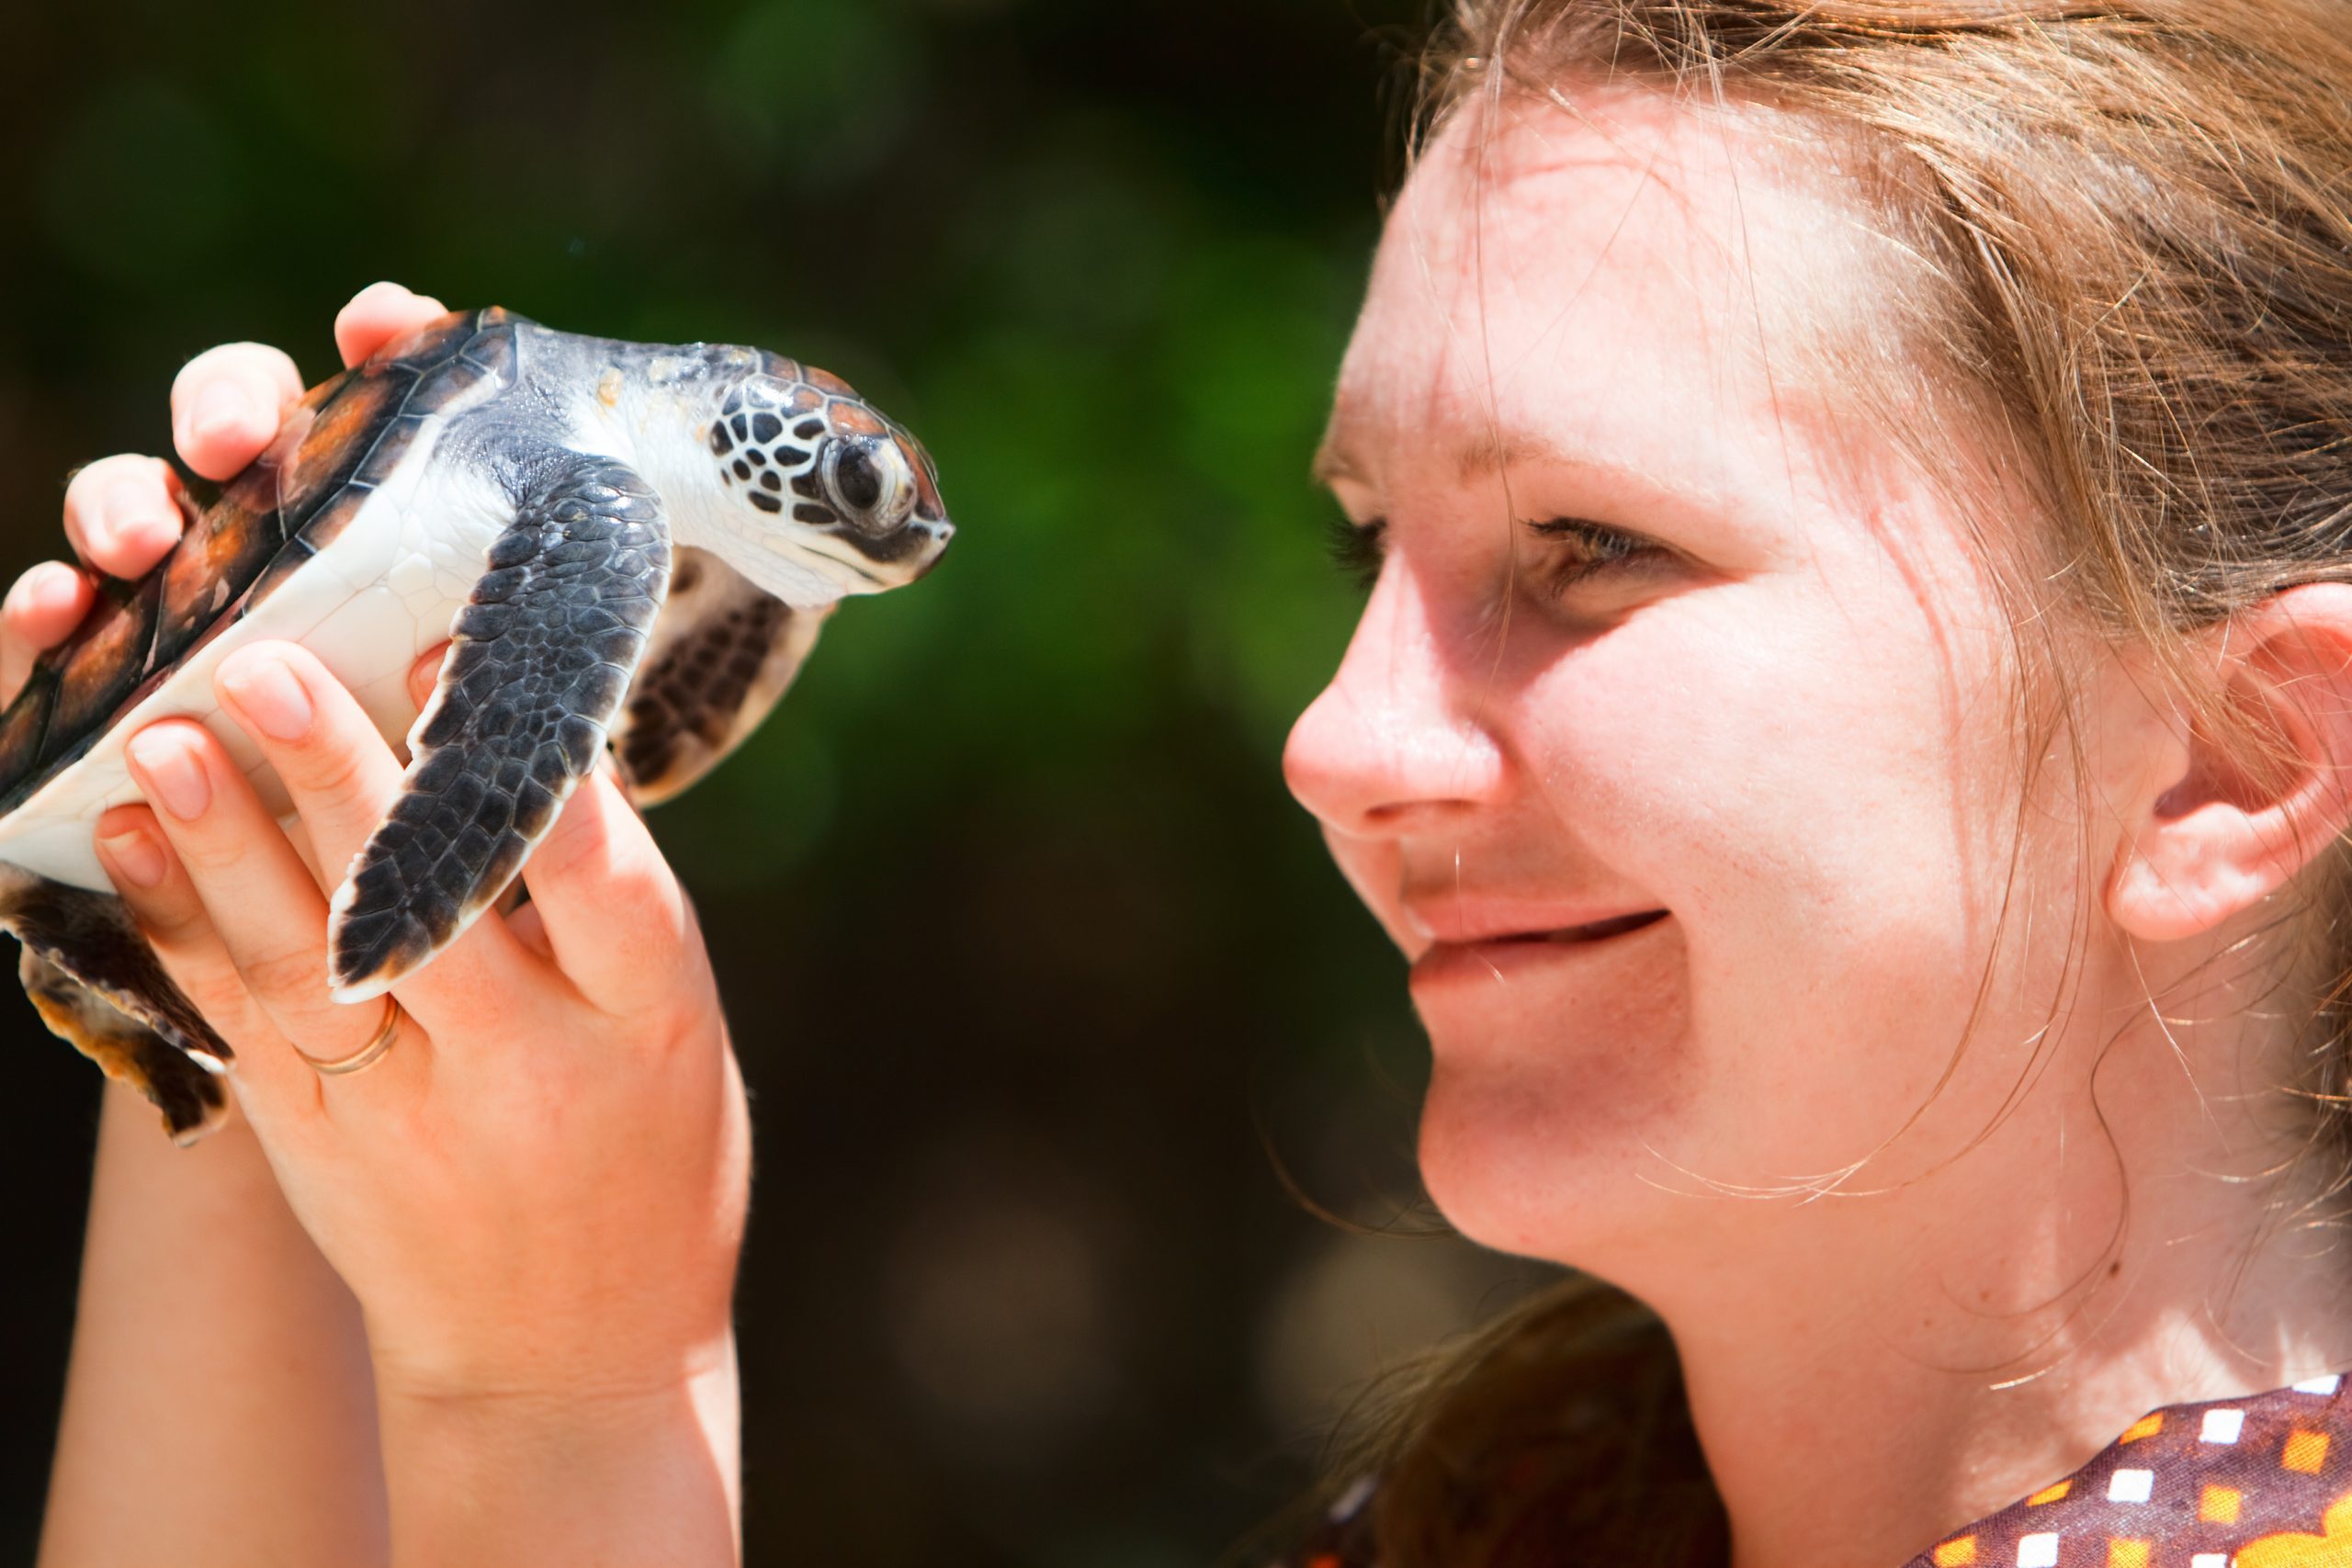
334 282 448 369
91 804 324 1128
407 644 445 713
0 563 93 703
503 897 555 962
119 721 407 1079
517 768 696 1017
170 343 304 482
210 642 548 1032
62 454 187 578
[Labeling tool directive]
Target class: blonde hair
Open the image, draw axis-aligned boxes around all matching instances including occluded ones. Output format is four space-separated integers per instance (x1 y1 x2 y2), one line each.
1332 5 2352 1562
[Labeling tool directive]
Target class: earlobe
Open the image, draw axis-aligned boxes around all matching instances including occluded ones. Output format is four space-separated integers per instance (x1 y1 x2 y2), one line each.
2107 583 2352 943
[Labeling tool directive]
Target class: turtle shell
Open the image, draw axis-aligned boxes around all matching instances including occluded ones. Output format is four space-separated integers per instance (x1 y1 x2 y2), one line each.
0 308 525 815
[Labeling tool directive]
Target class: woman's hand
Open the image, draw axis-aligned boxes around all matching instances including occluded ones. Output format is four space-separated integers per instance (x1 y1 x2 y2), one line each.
21 282 750 1566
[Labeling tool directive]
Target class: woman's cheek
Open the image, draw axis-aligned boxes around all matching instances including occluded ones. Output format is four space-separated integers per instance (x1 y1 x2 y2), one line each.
1508 607 1998 1169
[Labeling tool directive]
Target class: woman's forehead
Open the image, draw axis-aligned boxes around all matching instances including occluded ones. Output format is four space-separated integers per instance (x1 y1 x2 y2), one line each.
1324 88 1880 498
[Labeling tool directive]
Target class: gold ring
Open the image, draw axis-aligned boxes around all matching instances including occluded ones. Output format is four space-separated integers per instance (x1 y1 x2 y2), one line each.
294 996 404 1077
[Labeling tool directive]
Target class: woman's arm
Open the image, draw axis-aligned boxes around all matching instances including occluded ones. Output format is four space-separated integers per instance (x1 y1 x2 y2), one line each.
33 323 405 1568
40 1093 388 1568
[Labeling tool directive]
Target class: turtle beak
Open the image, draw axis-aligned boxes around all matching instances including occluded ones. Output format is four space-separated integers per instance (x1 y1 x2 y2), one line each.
907 516 954 580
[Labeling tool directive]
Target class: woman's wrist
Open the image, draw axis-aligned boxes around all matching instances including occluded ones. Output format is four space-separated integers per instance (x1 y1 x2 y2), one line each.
374 1331 741 1568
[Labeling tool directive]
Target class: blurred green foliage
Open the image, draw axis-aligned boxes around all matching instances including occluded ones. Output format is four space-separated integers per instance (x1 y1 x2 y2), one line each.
0 4 1555 1565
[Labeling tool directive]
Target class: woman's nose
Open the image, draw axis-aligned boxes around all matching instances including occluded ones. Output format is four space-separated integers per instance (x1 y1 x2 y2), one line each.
1283 567 1508 838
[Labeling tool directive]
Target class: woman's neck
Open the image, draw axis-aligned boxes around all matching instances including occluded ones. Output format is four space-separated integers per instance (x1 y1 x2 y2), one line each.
1605 968 2352 1568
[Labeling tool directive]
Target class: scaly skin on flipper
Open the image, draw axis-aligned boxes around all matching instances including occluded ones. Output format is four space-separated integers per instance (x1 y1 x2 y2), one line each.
327 453 671 999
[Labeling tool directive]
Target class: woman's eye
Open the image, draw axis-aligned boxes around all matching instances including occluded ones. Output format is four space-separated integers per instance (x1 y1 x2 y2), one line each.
1322 513 1664 600
1524 516 1668 594
1326 513 1386 593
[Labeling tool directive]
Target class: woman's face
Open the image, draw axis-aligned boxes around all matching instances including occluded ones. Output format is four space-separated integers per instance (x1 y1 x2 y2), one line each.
1284 88 2120 1265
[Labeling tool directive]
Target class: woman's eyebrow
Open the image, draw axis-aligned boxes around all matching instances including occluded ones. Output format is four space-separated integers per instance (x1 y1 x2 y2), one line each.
1460 431 1725 513
1458 431 1590 481
1310 432 1589 487
1313 428 1724 515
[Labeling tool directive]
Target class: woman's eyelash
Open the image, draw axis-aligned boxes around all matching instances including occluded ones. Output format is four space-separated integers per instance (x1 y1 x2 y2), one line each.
1524 516 1666 591
1327 513 1386 592
1322 513 1665 597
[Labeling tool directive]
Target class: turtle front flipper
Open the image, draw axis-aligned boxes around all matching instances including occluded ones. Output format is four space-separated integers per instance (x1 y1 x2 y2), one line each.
608 547 832 807
327 454 670 1000
1 868 232 1143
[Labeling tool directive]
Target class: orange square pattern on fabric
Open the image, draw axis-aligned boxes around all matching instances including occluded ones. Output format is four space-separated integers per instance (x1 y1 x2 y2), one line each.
2286 1431 2332 1475
1277 1368 2352 1568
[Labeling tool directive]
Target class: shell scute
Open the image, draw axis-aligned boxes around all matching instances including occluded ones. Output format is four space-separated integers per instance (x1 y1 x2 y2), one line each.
410 355 493 415
459 323 519 380
375 308 482 370
241 536 318 615
276 366 419 533
293 482 371 557
144 375 377 671
46 575 164 767
355 412 431 484
153 450 293 670
0 673 59 800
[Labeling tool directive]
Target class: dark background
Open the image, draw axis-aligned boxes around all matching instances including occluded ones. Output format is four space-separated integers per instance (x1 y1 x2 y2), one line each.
0 3 1555 1562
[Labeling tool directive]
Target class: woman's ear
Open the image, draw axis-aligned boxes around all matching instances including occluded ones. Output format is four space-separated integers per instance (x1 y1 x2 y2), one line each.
2109 582 2352 942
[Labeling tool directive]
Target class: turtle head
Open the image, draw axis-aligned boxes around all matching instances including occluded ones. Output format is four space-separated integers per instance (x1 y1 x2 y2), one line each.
687 357 952 608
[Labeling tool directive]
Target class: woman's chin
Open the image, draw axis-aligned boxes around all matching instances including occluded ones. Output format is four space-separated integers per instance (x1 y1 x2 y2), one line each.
1409 929 1697 1258
1414 1057 1693 1266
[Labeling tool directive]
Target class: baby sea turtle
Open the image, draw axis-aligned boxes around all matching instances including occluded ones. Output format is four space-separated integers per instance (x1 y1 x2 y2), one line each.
0 307 952 1141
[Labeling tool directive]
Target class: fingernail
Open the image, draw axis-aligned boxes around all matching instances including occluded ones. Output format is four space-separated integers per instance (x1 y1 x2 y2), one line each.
96 826 167 889
127 729 211 820
220 649 312 742
188 383 253 444
25 562 81 615
99 476 176 558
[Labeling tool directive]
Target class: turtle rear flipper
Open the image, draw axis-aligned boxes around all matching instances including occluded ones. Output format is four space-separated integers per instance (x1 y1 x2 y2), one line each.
2 869 231 1144
327 452 670 1000
610 547 831 807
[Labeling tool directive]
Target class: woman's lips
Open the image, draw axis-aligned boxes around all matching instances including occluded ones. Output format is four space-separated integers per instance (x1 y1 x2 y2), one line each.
1408 908 1671 985
1494 909 1668 943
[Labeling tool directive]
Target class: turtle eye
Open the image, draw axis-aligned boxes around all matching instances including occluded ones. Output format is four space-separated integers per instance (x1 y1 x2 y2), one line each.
822 437 915 534
834 445 882 513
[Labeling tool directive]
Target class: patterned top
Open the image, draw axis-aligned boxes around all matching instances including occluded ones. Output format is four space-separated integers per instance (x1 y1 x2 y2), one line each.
1286 1374 2352 1567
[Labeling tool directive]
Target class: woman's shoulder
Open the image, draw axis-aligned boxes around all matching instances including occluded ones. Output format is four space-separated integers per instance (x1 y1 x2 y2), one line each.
1910 1373 2352 1568
1278 1373 2352 1568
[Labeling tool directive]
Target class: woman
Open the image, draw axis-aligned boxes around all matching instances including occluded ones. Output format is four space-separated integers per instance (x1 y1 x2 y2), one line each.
35 3 2352 1564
